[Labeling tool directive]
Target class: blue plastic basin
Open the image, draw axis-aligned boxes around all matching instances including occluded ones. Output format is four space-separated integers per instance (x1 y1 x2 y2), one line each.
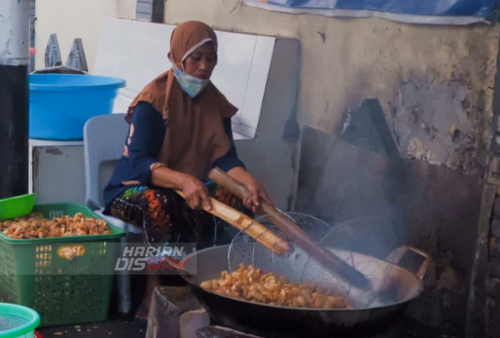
29 74 126 140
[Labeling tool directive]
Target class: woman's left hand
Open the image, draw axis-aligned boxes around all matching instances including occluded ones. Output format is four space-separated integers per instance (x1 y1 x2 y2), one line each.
227 167 272 214
242 179 272 214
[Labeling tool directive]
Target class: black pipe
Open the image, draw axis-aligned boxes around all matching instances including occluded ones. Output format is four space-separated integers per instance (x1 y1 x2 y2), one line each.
0 65 29 199
0 0 30 199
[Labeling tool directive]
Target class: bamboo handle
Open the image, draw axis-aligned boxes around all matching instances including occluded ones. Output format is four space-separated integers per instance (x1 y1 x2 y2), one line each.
175 190 291 256
208 168 372 290
209 167 268 205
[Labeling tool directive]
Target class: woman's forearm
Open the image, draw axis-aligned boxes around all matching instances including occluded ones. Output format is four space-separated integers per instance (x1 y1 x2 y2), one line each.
227 167 255 185
150 166 187 190
151 166 213 210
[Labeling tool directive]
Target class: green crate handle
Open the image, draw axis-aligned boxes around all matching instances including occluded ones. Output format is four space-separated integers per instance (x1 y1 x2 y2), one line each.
57 244 87 261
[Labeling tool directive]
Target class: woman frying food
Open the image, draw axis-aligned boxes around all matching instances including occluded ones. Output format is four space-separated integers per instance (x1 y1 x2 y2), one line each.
102 21 272 323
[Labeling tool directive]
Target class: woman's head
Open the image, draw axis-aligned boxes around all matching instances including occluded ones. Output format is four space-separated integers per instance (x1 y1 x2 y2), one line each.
169 21 218 80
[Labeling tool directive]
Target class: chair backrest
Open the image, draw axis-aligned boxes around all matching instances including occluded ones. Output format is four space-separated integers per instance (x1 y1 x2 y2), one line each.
84 113 129 210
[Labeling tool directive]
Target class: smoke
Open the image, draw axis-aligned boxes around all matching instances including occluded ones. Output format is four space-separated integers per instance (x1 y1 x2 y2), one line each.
295 99 412 261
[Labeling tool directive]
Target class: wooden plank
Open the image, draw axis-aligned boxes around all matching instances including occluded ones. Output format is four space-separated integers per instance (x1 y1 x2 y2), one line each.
466 184 496 338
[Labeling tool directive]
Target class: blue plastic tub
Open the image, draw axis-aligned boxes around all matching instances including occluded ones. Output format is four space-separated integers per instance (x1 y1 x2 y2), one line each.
29 74 126 140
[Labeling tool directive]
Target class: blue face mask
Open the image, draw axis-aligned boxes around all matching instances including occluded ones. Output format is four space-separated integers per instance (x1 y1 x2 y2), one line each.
172 65 209 98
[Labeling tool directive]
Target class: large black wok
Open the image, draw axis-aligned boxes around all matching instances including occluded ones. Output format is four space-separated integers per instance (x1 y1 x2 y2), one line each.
180 244 430 338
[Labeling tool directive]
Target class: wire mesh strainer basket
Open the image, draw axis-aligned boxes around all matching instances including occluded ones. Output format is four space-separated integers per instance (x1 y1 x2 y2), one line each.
228 212 353 282
0 303 40 338
228 212 399 306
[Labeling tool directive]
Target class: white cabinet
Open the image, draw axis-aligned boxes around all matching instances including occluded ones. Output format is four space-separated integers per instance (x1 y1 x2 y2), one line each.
29 140 86 204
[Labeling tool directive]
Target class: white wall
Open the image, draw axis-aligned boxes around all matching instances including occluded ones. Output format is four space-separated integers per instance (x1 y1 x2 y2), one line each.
163 0 500 140
35 0 500 146
35 0 136 71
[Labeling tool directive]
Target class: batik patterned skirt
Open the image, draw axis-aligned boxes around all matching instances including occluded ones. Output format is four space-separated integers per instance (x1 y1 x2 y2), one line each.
108 183 249 249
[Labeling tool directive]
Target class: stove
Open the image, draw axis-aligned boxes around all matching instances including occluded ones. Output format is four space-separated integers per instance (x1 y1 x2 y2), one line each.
196 317 452 338
148 285 454 338
196 326 402 338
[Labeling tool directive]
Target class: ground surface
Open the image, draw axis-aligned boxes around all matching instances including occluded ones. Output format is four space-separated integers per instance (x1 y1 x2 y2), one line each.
37 316 452 338
38 314 145 338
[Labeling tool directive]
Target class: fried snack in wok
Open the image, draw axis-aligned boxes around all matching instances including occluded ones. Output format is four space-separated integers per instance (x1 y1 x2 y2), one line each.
0 212 111 239
200 263 353 310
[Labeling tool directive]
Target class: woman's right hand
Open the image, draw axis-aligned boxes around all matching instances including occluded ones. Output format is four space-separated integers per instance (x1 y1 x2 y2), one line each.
179 174 212 211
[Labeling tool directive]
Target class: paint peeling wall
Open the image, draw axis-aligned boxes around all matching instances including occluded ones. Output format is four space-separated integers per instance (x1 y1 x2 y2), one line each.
390 66 493 175
164 0 500 177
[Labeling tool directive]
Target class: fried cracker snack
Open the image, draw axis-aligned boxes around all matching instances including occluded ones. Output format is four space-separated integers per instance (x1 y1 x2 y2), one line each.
200 263 352 310
0 212 111 239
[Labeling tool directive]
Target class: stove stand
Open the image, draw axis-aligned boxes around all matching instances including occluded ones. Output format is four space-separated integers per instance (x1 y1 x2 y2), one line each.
196 326 402 338
196 317 451 338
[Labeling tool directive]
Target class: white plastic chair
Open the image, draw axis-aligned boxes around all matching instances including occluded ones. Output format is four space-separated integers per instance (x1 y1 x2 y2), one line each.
83 113 143 315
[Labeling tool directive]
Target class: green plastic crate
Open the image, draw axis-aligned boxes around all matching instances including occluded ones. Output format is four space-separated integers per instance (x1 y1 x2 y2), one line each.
0 203 126 327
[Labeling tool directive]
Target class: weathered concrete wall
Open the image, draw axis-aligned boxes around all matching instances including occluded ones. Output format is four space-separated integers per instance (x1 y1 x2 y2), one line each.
165 0 500 177
164 2 500 336
35 0 136 71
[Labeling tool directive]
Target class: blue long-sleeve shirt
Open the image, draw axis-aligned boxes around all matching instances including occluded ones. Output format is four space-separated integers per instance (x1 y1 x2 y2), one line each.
102 101 245 211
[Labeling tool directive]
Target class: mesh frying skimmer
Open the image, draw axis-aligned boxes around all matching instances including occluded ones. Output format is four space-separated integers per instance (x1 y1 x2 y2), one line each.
228 213 397 308
208 168 371 290
228 212 339 283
